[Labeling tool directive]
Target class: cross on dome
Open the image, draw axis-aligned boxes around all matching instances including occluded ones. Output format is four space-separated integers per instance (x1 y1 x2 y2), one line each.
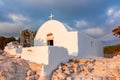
49 13 54 20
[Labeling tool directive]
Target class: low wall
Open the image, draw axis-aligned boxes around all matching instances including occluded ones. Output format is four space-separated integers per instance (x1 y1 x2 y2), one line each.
5 46 49 64
21 46 49 64
43 46 69 76
4 46 17 55
4 46 69 76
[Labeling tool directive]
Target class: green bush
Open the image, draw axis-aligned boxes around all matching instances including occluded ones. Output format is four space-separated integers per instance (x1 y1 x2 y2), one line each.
104 44 120 54
0 36 16 50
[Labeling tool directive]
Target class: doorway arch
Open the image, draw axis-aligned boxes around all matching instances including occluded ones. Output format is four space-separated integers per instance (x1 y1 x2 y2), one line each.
46 33 54 46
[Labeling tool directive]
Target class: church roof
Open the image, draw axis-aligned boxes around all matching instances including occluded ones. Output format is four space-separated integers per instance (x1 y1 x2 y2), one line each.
39 20 74 32
35 19 76 40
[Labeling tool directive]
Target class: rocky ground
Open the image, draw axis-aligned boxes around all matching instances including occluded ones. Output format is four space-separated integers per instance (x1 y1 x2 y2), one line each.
0 49 120 80
51 55 120 80
0 50 41 80
104 52 120 58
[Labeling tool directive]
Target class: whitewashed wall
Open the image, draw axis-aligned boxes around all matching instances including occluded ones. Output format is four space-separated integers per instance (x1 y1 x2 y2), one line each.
34 20 68 46
43 46 69 76
5 46 49 64
54 32 78 56
34 20 78 56
77 32 103 58
4 46 17 55
5 46 69 76
91 40 103 57
22 46 69 76
21 46 49 64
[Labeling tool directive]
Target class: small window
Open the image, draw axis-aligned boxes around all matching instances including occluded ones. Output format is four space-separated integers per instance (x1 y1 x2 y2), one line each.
47 40 53 46
46 33 54 46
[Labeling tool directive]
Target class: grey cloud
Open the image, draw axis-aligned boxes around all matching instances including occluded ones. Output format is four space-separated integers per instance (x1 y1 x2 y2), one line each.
0 0 120 40
0 22 33 37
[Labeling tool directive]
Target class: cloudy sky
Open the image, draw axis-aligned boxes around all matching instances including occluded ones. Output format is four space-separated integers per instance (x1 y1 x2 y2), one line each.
0 0 120 45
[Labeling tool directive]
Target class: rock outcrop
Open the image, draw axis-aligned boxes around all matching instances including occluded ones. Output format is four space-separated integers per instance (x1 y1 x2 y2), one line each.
0 50 40 80
0 49 120 80
51 55 120 80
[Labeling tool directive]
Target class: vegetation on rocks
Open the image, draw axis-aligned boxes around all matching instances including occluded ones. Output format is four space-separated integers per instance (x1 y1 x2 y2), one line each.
104 44 120 57
0 36 16 50
104 44 120 54
112 26 120 38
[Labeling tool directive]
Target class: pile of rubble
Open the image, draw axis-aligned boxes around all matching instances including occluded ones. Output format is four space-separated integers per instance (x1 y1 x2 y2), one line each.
0 50 41 80
51 55 120 80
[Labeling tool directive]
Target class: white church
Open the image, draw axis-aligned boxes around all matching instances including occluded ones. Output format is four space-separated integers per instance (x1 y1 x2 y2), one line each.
5 13 103 76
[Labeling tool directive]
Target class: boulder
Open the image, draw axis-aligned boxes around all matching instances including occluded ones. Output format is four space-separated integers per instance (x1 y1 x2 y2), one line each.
0 54 35 80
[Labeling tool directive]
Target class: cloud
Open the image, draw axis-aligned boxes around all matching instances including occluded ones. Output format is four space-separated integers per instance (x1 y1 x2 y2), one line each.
108 8 120 18
107 8 114 16
83 28 105 37
8 14 29 23
0 22 26 36
106 7 120 25
19 0 52 5
63 23 76 31
75 20 88 28
100 33 118 42
15 0 95 7
103 7 120 36
0 0 120 41
100 33 119 46
7 0 108 20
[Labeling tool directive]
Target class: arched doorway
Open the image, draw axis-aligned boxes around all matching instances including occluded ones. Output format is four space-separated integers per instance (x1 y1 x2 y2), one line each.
46 33 54 46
